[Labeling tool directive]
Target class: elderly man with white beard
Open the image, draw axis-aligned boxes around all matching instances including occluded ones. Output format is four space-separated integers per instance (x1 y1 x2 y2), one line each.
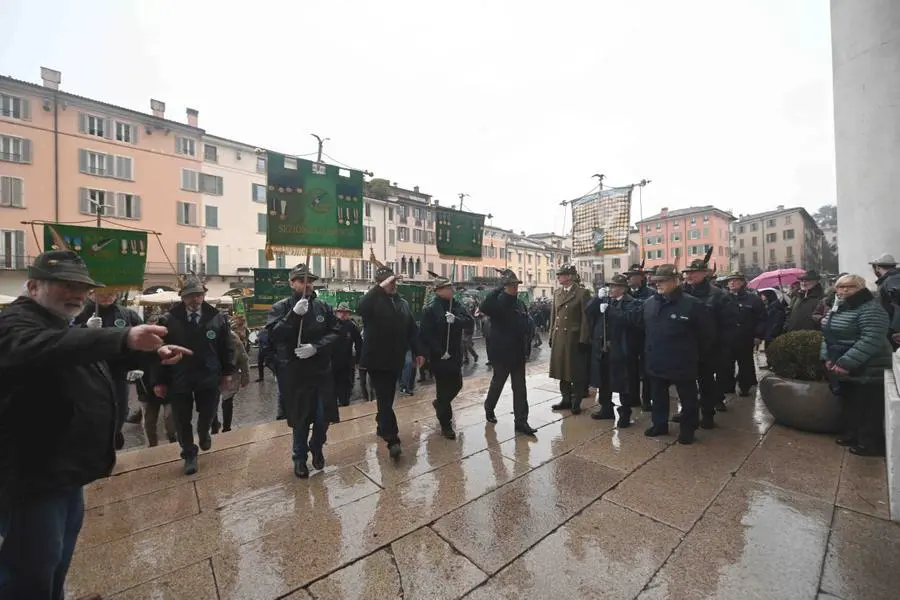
0 251 192 600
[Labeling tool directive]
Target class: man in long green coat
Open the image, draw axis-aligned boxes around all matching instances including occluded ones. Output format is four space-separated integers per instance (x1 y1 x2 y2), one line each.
549 264 592 414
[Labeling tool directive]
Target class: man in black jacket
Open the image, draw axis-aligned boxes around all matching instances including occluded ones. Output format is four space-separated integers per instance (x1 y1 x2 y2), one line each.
623 264 653 410
266 265 341 478
73 291 143 450
682 257 739 423
155 278 236 475
481 269 538 436
419 273 474 439
870 253 900 349
724 272 766 396
0 251 190 600
785 270 824 332
636 264 715 444
332 302 362 407
357 263 424 459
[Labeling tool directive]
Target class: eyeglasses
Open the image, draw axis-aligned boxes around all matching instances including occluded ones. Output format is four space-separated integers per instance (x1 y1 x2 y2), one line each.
835 284 861 290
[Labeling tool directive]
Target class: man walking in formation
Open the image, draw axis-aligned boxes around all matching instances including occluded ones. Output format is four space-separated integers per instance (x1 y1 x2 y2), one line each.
481 269 538 436
266 265 341 478
549 265 592 415
724 272 766 396
0 251 191 600
636 264 715 444
681 253 738 425
155 278 236 475
357 260 424 458
73 289 144 449
332 302 362 407
419 272 474 439
587 274 640 428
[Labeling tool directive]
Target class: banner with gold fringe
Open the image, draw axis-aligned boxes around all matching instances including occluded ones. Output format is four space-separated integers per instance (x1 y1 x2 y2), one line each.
435 208 485 260
570 186 634 257
265 152 364 258
44 224 147 292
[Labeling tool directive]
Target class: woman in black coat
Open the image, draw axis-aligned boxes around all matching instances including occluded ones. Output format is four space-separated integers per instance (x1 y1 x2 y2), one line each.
759 288 786 346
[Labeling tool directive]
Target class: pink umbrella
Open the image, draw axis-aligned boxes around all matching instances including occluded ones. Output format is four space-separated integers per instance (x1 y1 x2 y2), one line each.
747 268 806 290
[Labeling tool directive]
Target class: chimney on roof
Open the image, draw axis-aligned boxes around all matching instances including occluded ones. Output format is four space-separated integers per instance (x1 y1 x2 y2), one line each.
776 204 784 210
40 67 61 90
186 107 199 128
659 207 669 217
150 99 165 119
413 185 420 193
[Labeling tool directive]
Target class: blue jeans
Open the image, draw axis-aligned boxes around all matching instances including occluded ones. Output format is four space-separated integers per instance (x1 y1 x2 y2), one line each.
0 487 84 600
401 351 416 391
292 394 328 462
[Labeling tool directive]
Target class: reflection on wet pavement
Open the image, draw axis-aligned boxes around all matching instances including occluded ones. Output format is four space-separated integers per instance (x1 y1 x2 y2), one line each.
68 353 900 600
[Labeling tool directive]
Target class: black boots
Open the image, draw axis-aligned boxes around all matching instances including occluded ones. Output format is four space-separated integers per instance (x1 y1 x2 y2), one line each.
515 422 538 436
294 459 309 478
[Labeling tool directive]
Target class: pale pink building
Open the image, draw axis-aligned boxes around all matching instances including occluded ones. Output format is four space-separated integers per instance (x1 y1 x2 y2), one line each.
0 67 204 293
635 206 735 272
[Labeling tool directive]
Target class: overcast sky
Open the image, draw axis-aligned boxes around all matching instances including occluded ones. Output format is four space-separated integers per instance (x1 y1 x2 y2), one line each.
1 0 834 235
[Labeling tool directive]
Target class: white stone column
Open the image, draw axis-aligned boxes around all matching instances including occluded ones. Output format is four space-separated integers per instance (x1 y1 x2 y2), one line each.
831 0 900 278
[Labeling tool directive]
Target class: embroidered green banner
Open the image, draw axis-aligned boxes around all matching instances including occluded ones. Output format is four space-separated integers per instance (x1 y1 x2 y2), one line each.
398 284 427 321
317 290 364 312
44 224 147 292
266 152 365 258
434 208 485 260
251 268 292 309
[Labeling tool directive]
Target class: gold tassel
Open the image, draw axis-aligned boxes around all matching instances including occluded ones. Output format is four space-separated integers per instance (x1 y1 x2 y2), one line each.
265 243 275 262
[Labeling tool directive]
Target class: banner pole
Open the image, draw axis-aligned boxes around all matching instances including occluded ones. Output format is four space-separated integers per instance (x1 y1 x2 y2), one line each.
297 249 311 347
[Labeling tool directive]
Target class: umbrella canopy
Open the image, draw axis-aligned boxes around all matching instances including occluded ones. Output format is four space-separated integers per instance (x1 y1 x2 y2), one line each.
747 268 806 290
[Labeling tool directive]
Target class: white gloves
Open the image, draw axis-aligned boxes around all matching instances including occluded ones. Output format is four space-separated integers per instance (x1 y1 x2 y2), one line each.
445 312 456 324
597 287 608 299
599 303 609 314
294 344 317 359
86 316 103 329
293 298 309 316
126 370 144 382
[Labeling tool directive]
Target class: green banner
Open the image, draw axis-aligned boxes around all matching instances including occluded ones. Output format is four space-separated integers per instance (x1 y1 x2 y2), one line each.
44 224 147 291
317 290 364 312
435 208 485 260
398 284 426 321
266 152 364 258
252 268 291 309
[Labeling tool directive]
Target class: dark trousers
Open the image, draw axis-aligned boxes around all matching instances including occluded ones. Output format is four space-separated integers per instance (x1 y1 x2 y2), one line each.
697 362 723 417
484 361 529 424
841 381 886 450
433 373 463 427
113 377 129 435
729 339 757 392
170 387 220 459
0 487 84 600
213 395 235 432
649 377 699 431
370 369 401 443
257 354 267 380
292 390 329 461
626 353 648 407
595 354 633 420
333 364 354 406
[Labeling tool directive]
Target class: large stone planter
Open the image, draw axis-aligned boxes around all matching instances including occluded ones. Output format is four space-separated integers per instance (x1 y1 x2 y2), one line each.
758 373 843 434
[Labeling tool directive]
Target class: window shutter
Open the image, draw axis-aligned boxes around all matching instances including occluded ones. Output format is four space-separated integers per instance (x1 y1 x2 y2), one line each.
258 249 267 268
372 228 376 243
206 245 219 275
78 112 87 133
105 154 115 177
176 243 186 273
78 149 88 173
79 188 90 214
175 137 181 154
176 202 184 225
21 140 31 163
257 213 266 233
133 195 142 220
132 124 139 145
104 118 113 139
14 231 25 268
0 177 8 207
21 99 31 121
188 203 197 225
116 193 126 218
216 176 223 196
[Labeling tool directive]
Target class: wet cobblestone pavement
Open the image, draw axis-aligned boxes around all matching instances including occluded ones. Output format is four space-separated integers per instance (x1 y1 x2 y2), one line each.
75 347 899 600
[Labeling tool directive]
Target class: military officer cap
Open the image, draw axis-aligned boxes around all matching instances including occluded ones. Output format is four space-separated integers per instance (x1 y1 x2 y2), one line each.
180 276 207 296
623 263 645 276
335 302 351 312
495 268 522 285
608 274 629 287
556 264 578 276
869 253 897 267
681 258 710 273
651 264 680 281
724 271 747 282
798 269 821 282
28 251 104 288
427 270 452 290
374 264 395 283
289 263 319 282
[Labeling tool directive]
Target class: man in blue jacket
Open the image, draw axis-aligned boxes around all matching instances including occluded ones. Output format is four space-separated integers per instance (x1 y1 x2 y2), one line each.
634 264 715 444
724 272 766 396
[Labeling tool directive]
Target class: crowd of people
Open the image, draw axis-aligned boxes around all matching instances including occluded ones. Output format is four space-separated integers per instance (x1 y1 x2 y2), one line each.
1 248 898 598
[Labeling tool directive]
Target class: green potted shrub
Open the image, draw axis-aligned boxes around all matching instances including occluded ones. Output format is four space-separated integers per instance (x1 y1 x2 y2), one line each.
759 330 842 433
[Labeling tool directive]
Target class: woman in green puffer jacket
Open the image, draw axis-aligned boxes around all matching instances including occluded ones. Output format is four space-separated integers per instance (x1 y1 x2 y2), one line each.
820 274 893 456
